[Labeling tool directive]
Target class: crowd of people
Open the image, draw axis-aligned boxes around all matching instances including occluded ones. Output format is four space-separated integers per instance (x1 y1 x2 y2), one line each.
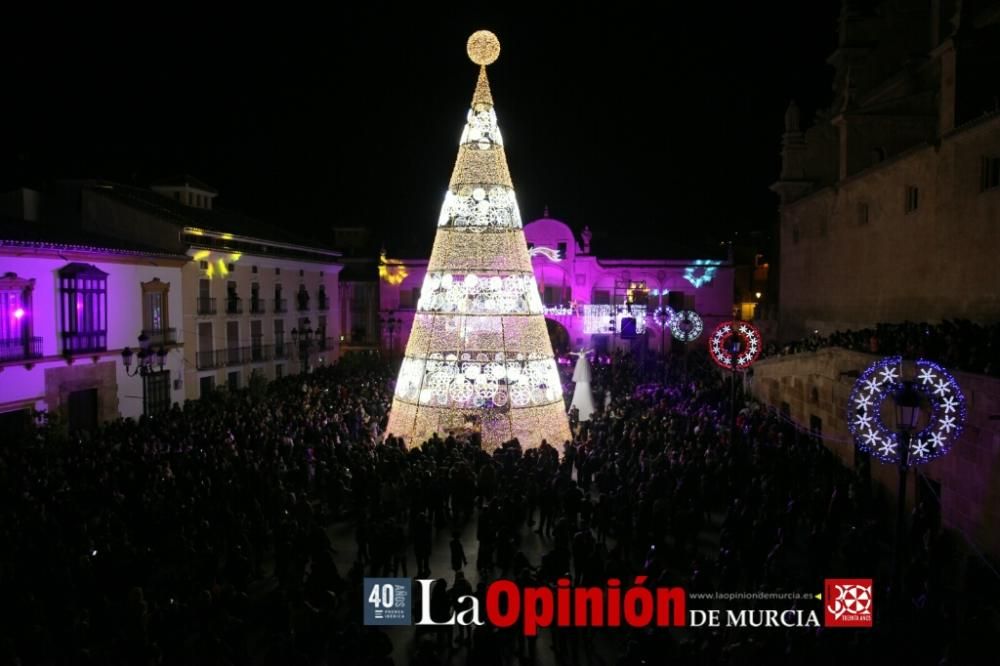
764 319 1000 377
0 351 996 665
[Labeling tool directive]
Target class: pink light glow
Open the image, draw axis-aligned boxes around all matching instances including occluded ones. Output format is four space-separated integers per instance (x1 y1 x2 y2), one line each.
13 308 24 320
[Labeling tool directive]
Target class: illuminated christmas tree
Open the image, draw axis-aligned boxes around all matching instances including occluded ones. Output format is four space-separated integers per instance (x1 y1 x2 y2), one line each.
385 31 571 451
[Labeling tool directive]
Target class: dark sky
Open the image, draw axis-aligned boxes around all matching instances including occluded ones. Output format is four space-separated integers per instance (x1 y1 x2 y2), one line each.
2 3 840 256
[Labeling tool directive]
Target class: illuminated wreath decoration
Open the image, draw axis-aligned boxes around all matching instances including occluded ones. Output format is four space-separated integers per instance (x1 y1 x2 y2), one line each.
847 357 966 465
669 310 703 342
651 306 675 329
708 321 762 370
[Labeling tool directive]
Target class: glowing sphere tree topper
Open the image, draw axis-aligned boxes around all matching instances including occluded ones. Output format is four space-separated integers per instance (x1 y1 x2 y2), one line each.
385 32 570 452
709 321 762 370
467 30 500 65
670 310 703 342
847 357 966 465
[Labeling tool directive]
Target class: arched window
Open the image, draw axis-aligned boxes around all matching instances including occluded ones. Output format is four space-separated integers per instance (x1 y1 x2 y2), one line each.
0 273 39 361
59 263 108 354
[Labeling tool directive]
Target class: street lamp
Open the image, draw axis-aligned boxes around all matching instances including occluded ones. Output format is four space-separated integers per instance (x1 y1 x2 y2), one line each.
890 380 922 603
121 332 167 415
727 332 743 442
291 320 314 375
380 311 403 361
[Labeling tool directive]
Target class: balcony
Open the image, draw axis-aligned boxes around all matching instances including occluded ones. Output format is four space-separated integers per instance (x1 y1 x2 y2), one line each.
250 341 272 363
0 336 43 362
196 349 221 370
274 341 289 359
226 345 248 366
318 296 330 311
197 297 217 315
225 297 243 315
296 298 310 312
273 298 287 313
142 328 177 346
62 331 107 354
250 299 266 314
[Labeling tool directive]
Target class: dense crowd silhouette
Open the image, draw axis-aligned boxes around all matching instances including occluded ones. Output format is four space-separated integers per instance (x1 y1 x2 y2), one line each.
0 352 996 665
764 320 1000 377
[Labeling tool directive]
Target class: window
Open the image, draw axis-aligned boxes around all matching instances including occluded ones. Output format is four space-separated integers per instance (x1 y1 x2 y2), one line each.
228 370 240 391
275 363 283 378
142 279 172 345
199 375 215 397
981 156 1000 192
905 185 919 213
250 320 263 361
197 322 214 369
857 202 869 226
557 241 568 260
399 288 420 309
59 263 108 354
297 284 310 311
252 265 258 274
543 285 565 307
592 289 610 305
299 269 304 277
275 267 281 275
0 272 39 362
200 260 209 270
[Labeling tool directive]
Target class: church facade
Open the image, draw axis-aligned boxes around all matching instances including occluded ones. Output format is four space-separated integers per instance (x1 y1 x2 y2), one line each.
772 1 1000 339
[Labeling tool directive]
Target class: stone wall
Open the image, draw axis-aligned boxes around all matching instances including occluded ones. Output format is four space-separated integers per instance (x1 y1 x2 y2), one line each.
777 114 1000 340
751 348 1000 559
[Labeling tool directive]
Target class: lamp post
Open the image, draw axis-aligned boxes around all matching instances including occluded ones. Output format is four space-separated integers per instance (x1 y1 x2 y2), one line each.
290 320 314 375
728 330 742 443
890 380 922 605
121 332 167 415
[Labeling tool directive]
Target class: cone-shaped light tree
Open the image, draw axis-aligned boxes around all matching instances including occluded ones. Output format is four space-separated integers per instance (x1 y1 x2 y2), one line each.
385 31 572 452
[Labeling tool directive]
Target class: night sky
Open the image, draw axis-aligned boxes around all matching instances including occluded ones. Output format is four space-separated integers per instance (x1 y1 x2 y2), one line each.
2 3 840 256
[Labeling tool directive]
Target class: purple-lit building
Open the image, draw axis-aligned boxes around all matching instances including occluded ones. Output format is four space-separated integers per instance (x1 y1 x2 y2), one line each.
0 206 188 429
0 178 344 429
379 215 735 356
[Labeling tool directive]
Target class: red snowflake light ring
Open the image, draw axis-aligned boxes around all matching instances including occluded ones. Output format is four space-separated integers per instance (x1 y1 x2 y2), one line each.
709 321 762 370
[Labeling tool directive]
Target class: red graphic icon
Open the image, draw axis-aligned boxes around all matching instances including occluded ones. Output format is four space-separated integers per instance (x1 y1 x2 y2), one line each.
824 579 873 628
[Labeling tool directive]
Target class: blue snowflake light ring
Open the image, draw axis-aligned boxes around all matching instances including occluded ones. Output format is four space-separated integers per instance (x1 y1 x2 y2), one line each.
652 306 676 329
708 321 762 370
669 310 703 342
846 357 966 465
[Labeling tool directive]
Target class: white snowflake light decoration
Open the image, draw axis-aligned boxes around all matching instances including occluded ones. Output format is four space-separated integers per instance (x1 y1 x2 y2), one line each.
669 310 703 342
846 357 966 465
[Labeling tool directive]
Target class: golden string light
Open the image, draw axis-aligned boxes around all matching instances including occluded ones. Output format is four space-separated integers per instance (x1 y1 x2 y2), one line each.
385 31 571 452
